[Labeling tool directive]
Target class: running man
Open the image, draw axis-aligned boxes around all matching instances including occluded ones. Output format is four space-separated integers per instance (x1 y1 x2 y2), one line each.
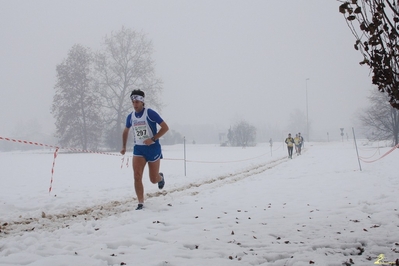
120 89 169 210
298 132 304 151
294 134 301 155
285 133 294 159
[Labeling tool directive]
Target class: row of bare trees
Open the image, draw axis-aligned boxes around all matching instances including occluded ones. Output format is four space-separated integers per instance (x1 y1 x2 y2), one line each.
52 27 163 150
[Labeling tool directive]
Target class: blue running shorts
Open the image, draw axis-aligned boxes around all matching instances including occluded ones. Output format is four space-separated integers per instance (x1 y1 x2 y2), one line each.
133 143 163 162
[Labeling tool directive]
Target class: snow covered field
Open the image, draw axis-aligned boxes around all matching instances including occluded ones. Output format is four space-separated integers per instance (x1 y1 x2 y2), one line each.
0 140 398 266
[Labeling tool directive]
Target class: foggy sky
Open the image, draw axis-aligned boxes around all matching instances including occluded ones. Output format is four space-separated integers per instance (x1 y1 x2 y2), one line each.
0 0 373 142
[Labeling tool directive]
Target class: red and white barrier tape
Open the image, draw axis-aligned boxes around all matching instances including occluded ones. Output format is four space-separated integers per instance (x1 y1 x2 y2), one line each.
358 146 380 159
359 143 399 163
1 135 274 192
121 156 131 168
0 136 128 193
49 148 59 193
0 136 59 149
0 136 124 156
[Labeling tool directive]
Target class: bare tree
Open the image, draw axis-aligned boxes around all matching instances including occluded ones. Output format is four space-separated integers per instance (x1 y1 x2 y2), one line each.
227 121 257 147
338 0 399 109
359 89 399 145
95 27 163 150
52 44 102 150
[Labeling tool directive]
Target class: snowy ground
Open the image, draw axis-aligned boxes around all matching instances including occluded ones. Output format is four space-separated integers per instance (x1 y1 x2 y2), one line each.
0 140 398 266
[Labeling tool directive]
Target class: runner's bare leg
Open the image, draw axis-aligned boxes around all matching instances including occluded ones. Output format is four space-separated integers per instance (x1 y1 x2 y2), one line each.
133 156 146 203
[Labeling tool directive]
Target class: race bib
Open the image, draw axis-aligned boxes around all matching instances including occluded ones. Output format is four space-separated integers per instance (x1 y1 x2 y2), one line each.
134 124 150 140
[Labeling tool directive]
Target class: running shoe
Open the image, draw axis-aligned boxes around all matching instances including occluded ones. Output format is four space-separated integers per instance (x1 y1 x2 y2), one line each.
158 173 165 189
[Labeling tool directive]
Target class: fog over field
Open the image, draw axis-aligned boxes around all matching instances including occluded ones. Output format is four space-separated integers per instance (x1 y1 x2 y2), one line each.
0 1 372 145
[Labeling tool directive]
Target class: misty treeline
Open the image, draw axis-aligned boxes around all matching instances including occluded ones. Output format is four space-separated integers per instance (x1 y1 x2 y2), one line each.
52 27 169 151
359 90 399 145
51 26 263 151
339 0 399 110
225 121 257 147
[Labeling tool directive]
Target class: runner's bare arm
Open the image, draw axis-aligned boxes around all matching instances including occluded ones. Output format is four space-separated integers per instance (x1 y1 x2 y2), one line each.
120 127 130 155
154 121 169 140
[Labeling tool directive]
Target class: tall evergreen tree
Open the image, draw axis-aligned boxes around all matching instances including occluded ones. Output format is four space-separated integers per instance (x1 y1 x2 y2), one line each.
52 44 102 150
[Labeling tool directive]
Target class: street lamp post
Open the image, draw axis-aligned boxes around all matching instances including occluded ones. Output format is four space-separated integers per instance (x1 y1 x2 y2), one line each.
306 78 310 142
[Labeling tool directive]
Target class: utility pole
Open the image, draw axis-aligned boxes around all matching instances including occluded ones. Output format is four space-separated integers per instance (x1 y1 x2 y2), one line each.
306 78 310 142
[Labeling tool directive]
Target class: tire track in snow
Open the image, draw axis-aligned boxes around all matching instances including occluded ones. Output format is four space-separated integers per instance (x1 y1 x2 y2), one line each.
0 156 288 237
